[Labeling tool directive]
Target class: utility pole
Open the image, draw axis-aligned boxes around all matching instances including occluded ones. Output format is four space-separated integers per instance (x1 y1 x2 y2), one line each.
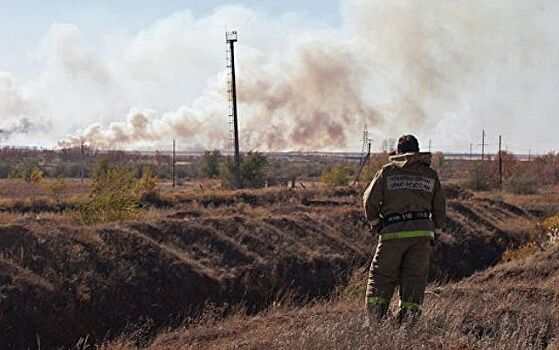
353 125 372 186
172 139 176 188
226 31 242 189
428 139 432 153
498 135 503 190
481 129 486 161
353 141 371 186
80 141 85 184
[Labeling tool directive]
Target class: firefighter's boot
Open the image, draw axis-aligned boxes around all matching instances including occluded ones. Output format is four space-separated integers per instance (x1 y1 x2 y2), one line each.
397 303 422 325
365 302 388 326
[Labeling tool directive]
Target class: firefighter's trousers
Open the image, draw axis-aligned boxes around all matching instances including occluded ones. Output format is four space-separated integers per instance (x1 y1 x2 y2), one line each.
365 235 432 317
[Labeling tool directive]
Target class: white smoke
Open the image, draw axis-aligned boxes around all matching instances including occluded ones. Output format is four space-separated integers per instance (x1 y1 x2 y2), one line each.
1 1 558 153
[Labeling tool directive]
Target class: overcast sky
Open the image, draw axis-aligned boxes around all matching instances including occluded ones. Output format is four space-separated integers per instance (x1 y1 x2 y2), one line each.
0 0 557 154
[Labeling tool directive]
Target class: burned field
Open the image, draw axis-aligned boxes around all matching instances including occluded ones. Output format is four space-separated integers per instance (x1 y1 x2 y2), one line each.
0 185 546 349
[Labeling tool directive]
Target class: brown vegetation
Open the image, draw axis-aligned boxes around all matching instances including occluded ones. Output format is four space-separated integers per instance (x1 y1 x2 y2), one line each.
0 185 546 349
118 244 558 350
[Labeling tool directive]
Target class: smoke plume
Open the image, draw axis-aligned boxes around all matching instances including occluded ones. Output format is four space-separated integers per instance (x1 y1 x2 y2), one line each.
0 118 34 141
1 1 558 152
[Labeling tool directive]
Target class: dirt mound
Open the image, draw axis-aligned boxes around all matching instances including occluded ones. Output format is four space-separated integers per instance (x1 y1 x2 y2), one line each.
433 197 532 279
0 189 536 348
176 187 359 208
443 183 474 200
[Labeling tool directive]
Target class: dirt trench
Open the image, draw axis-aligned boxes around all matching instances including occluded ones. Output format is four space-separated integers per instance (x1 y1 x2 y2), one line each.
0 188 534 349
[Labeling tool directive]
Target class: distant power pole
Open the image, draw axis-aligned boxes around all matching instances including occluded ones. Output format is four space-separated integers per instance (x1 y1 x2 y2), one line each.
481 129 486 161
80 141 85 184
226 31 242 189
498 135 503 189
353 124 372 186
172 139 176 188
353 141 371 186
428 139 432 153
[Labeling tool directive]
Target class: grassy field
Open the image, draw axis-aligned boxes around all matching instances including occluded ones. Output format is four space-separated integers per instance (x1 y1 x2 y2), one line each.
0 178 557 349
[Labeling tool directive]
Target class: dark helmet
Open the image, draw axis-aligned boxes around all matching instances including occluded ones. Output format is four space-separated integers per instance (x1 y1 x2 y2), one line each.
397 135 419 154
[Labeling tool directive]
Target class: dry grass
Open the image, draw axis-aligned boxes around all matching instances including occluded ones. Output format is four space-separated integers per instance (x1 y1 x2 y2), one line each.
0 178 90 201
99 245 559 350
480 186 559 218
0 211 73 225
501 242 542 262
0 185 555 349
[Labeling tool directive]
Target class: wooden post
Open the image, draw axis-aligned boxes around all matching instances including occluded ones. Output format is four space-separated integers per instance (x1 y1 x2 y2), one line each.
481 129 485 161
498 135 503 190
172 139 176 188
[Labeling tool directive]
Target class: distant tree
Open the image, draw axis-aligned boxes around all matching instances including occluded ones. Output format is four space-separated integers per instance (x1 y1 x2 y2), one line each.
220 157 237 189
360 153 390 188
199 150 223 179
137 167 157 194
221 151 269 189
0 164 11 179
241 152 269 188
75 157 138 225
16 161 44 198
431 152 446 174
505 174 538 195
499 151 518 180
155 163 171 179
321 164 354 187
136 166 164 207
49 177 67 204
463 161 498 191
533 152 559 185
92 156 111 183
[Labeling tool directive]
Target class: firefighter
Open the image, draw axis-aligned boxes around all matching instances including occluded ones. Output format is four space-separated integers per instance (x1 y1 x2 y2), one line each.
363 135 446 322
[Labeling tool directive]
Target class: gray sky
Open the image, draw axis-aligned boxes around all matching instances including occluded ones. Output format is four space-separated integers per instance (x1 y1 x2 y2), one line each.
0 0 557 154
0 0 340 79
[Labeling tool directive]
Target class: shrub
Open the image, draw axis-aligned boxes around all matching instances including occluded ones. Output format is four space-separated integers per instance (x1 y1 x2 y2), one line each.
463 161 498 191
241 152 269 188
221 152 269 189
501 242 541 262
321 164 354 187
199 150 223 179
431 151 447 174
16 162 44 198
136 167 166 207
360 153 390 186
543 215 559 245
137 167 157 194
505 174 538 195
74 158 139 225
543 215 559 231
48 177 67 204
0 164 11 178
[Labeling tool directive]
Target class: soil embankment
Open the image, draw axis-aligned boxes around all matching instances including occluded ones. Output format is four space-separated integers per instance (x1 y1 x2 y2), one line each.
138 244 559 350
0 187 535 348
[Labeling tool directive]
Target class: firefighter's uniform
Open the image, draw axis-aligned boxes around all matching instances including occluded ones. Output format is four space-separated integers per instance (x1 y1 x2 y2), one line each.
363 152 446 320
